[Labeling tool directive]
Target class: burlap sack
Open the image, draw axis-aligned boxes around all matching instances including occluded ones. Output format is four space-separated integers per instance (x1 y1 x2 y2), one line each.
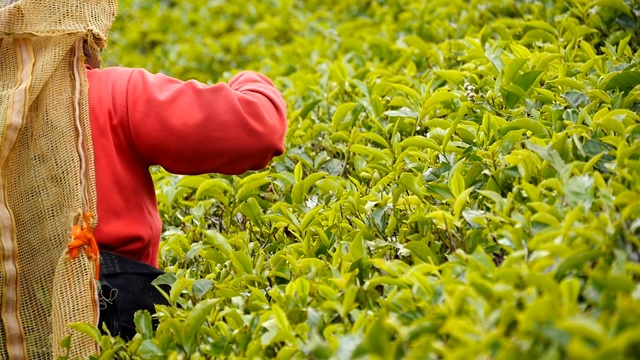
0 1 117 358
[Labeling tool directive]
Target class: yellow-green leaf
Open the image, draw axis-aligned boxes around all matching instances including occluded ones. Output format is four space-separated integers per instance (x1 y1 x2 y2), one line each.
399 136 441 152
423 91 458 112
231 251 254 274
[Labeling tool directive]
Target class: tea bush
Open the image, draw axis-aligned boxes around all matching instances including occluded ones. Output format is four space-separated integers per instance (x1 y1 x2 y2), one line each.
74 0 640 358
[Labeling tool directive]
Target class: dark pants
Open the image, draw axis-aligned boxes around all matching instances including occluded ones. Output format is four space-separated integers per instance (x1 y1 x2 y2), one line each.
98 252 169 340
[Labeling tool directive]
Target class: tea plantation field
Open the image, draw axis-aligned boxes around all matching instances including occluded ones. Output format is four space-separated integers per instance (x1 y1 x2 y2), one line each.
86 0 640 358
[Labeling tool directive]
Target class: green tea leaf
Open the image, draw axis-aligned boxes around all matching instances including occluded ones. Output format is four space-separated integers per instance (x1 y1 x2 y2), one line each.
137 340 164 358
435 70 465 85
557 317 605 342
359 132 389 148
67 323 101 343
556 251 607 280
350 144 391 163
177 175 208 190
350 232 366 260
552 77 585 91
231 251 254 274
195 178 232 200
513 70 543 92
423 91 458 112
272 304 291 331
595 0 631 15
503 57 528 84
300 205 323 231
399 136 441 152
134 310 154 340
500 118 549 138
602 71 640 92
332 102 358 127
300 99 323 120
563 91 590 108
404 241 437 262
240 197 263 226
236 177 271 202
192 279 214 299
181 299 219 354
399 172 424 199
453 187 473 218
204 230 233 257
449 172 465 198
364 317 390 357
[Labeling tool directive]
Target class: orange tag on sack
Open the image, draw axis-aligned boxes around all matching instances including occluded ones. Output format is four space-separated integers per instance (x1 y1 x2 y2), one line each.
68 212 100 279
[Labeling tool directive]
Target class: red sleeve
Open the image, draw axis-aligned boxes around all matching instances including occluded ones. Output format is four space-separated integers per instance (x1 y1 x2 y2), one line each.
124 69 287 175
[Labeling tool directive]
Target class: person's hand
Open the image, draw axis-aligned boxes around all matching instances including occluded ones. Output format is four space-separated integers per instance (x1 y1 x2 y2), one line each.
83 39 101 69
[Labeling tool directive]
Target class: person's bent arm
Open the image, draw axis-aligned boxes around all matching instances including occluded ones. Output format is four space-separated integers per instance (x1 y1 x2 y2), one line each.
125 69 287 175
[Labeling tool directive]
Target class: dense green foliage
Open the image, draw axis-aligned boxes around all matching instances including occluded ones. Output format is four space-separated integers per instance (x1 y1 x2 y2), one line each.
73 0 640 358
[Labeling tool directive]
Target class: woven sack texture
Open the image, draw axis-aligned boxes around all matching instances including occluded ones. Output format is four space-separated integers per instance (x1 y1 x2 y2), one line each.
0 0 117 358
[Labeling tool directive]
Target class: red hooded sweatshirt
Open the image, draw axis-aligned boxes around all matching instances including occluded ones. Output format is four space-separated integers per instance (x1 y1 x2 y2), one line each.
86 67 287 267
